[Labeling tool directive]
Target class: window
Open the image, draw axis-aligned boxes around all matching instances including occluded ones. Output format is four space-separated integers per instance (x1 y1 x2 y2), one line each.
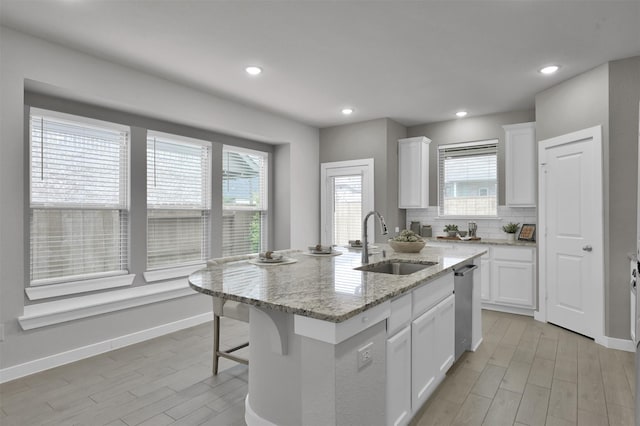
438 140 498 217
29 109 129 285
222 146 268 256
147 132 211 269
332 175 362 245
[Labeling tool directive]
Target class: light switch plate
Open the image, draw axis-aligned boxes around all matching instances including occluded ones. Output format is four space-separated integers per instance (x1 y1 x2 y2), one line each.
0 323 4 342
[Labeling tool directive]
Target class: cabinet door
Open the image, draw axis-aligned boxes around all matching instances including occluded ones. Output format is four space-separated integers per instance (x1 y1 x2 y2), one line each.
504 122 536 207
411 306 437 410
435 294 455 375
387 326 412 426
480 258 491 301
398 137 430 208
491 260 534 307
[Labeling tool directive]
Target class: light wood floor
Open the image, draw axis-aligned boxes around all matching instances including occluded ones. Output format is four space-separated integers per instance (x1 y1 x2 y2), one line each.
0 310 635 426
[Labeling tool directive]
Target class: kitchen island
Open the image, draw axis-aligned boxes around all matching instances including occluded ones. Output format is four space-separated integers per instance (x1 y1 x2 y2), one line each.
189 244 486 426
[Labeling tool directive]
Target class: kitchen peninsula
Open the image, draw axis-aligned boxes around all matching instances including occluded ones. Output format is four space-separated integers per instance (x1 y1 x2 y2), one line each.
189 245 486 426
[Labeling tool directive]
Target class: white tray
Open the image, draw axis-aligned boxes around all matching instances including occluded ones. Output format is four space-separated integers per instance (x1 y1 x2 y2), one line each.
248 258 298 266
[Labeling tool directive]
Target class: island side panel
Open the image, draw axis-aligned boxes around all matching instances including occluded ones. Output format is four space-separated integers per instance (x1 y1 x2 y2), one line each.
248 309 303 425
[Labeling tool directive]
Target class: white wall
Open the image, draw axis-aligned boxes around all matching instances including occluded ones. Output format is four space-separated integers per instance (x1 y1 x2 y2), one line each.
0 27 319 370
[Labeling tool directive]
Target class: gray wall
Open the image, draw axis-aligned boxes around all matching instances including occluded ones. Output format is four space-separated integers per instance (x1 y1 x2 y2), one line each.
609 57 640 338
319 118 406 242
408 109 536 206
535 58 640 339
0 26 319 371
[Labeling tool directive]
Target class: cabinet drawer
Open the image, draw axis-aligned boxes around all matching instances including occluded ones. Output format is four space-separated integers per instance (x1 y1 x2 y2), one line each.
493 246 534 262
388 293 412 336
412 273 454 319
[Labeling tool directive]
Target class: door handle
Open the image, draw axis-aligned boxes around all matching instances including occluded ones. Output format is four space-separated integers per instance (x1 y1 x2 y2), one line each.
582 245 593 252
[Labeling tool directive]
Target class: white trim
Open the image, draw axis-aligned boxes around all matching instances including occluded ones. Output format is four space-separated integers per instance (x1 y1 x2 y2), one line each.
437 139 499 150
596 336 636 353
320 158 375 246
471 337 483 352
245 394 277 426
143 264 206 283
538 125 604 343
30 106 130 133
26 274 135 300
19 279 196 330
1 312 212 384
481 303 534 317
437 216 503 220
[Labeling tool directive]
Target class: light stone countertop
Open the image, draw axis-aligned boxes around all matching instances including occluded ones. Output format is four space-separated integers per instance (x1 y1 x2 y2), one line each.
425 237 537 247
188 244 486 323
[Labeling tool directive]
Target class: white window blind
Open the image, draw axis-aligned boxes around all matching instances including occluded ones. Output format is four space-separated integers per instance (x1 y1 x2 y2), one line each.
222 146 268 256
332 175 362 246
438 141 498 217
147 132 211 269
30 109 129 284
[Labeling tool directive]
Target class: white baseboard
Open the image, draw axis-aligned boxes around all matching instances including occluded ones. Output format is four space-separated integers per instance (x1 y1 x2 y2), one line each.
471 337 483 352
596 335 636 352
0 311 213 384
481 303 534 317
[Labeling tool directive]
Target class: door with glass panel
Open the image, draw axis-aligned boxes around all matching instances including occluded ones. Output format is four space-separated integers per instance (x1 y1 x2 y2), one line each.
320 159 374 246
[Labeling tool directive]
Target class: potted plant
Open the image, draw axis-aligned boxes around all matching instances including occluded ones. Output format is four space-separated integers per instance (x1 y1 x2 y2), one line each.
502 222 520 242
443 224 459 237
389 229 425 253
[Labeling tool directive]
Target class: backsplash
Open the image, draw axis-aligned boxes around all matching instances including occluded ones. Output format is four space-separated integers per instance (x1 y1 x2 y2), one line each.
405 206 537 240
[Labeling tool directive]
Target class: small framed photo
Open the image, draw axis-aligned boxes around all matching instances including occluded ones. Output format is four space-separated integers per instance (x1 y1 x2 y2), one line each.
518 224 536 241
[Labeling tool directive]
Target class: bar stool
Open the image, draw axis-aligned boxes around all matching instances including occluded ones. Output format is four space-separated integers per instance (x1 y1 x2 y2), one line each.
211 297 249 375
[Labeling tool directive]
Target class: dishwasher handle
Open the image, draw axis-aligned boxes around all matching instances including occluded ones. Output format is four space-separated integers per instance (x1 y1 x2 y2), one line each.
454 264 478 276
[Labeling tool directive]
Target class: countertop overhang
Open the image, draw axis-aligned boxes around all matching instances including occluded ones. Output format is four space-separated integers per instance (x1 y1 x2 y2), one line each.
188 244 485 323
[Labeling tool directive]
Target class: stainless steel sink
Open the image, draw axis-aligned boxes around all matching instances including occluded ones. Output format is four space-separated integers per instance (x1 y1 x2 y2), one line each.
354 260 438 275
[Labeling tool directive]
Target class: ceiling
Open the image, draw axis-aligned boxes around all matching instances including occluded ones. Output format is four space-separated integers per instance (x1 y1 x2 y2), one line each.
1 1 639 128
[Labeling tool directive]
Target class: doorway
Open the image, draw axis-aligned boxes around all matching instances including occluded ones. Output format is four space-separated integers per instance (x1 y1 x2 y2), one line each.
538 126 604 341
320 159 374 246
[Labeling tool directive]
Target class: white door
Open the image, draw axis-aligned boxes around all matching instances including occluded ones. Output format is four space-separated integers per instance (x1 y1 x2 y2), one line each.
320 159 374 245
411 306 437 410
435 294 455 375
539 126 603 340
491 261 534 307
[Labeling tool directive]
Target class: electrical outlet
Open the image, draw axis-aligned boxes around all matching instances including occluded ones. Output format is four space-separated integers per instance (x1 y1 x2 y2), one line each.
357 342 373 369
395 226 400 233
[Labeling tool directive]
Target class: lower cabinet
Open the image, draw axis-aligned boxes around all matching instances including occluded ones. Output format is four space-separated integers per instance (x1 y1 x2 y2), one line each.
491 260 534 306
386 277 455 426
386 326 412 426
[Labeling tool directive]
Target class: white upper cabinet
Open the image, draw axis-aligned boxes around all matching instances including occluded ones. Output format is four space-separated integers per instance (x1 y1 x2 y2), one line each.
398 136 431 208
504 122 536 207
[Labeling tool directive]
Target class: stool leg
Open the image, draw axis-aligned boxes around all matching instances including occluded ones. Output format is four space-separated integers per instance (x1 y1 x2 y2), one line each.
213 314 220 375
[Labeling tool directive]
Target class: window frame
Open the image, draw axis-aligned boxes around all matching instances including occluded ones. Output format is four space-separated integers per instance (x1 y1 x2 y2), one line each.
437 139 499 219
145 130 213 272
221 145 269 256
28 107 131 288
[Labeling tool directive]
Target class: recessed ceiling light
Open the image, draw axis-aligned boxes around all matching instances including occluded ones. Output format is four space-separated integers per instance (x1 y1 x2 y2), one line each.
245 66 262 76
456 111 468 118
342 108 354 115
539 65 559 75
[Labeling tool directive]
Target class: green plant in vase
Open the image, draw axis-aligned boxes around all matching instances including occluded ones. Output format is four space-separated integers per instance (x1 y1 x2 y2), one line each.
502 222 519 242
443 224 459 237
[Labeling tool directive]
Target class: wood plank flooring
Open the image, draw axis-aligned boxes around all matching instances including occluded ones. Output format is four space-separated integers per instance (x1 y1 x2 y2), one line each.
1 310 635 426
412 310 636 426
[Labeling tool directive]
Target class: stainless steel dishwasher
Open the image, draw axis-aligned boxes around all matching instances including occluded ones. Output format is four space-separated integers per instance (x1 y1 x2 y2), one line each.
454 263 477 362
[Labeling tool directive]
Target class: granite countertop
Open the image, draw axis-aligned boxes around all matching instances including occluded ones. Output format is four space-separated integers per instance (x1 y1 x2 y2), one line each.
425 237 537 247
188 244 485 323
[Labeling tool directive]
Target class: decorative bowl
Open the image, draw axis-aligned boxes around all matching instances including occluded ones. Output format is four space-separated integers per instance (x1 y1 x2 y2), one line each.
388 239 426 253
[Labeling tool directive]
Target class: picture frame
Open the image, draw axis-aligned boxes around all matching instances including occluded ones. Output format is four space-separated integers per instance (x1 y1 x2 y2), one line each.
518 224 536 241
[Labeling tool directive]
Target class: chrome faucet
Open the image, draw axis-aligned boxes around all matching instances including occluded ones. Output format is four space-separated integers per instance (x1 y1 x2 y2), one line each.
362 211 388 264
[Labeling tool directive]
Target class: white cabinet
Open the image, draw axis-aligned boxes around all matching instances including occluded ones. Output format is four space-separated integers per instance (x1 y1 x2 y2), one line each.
386 273 454 424
491 261 534 307
411 302 438 410
387 326 412 426
504 122 536 207
486 246 536 313
398 136 431 208
480 255 491 301
411 293 455 411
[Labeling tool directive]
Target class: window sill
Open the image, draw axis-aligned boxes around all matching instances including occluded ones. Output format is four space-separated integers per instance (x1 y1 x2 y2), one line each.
18 280 196 330
25 274 136 301
143 263 206 283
